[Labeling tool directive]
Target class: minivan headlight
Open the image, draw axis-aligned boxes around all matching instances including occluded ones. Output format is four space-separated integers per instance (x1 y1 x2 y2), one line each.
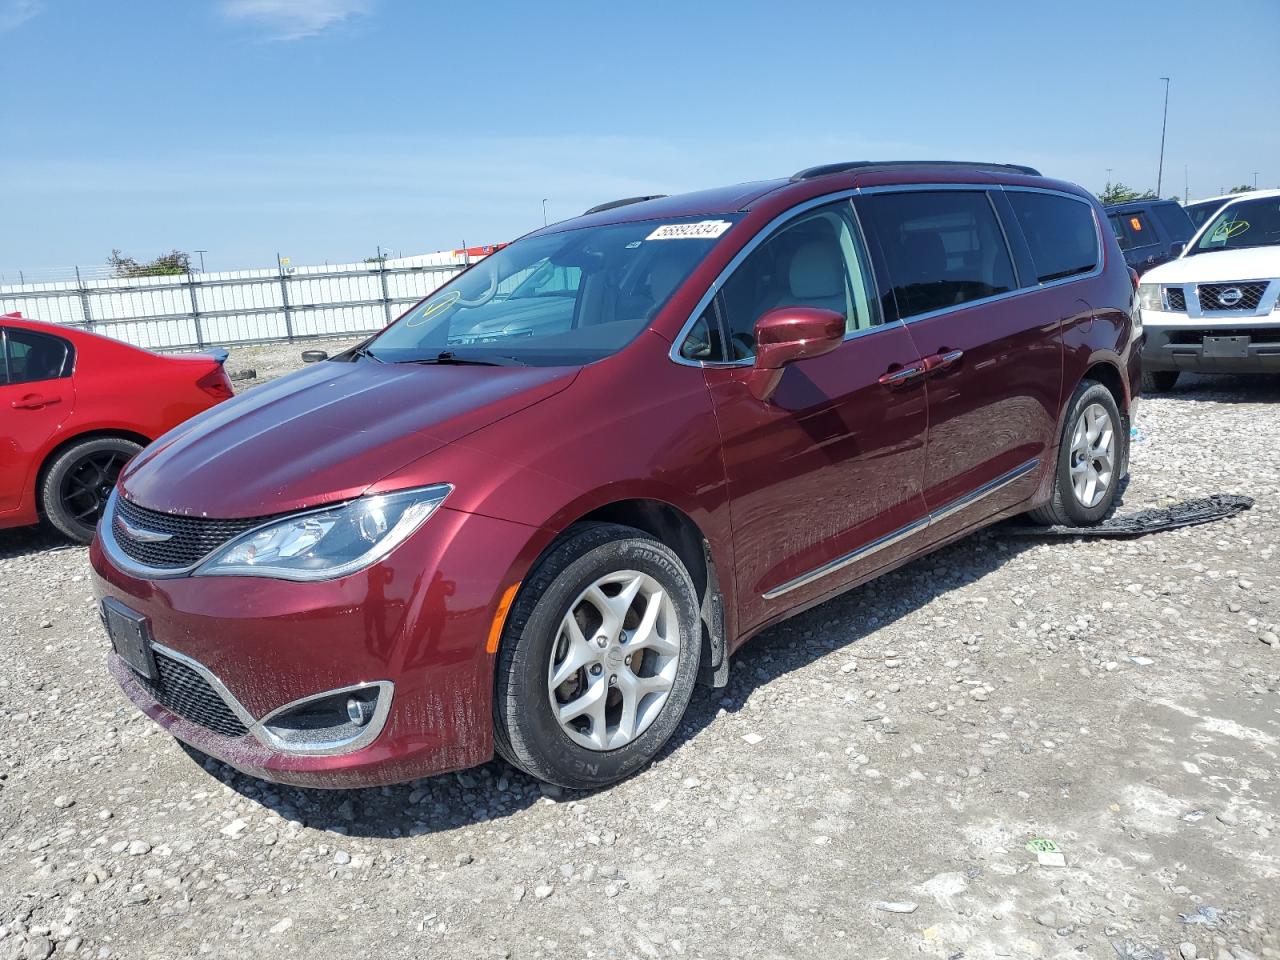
194 484 451 581
1137 283 1163 311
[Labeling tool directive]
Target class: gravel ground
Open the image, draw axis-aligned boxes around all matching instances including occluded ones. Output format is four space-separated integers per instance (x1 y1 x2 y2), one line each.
1 349 1278 960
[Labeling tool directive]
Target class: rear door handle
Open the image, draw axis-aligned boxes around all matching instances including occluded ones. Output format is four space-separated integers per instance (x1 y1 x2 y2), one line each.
10 394 60 410
923 349 964 374
878 363 927 387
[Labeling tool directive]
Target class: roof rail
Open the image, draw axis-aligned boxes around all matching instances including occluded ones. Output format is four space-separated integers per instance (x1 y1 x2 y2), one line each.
582 195 669 216
790 160 1041 182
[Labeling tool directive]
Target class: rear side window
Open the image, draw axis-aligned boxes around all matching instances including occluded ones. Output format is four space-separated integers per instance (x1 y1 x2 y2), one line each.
1007 191 1099 283
857 190 1015 320
3 328 73 385
1108 210 1155 250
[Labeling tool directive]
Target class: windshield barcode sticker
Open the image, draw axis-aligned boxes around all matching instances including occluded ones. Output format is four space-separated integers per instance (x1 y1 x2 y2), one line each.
646 220 733 241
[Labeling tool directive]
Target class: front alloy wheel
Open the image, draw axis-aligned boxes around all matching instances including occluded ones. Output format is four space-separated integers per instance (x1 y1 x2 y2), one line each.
547 570 681 752
494 523 701 789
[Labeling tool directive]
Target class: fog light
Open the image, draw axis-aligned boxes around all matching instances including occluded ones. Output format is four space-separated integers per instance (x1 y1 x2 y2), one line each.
257 681 392 755
347 695 375 726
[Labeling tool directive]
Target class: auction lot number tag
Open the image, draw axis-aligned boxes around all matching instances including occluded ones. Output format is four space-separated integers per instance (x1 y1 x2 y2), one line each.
646 220 733 241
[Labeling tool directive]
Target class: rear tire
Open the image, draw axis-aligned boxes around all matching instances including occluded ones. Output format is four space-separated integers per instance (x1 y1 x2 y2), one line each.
493 523 701 790
1141 369 1179 393
40 436 142 544
1029 380 1125 527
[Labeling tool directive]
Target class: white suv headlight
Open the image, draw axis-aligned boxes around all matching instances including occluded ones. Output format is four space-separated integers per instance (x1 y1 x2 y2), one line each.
194 484 451 581
1137 283 1162 311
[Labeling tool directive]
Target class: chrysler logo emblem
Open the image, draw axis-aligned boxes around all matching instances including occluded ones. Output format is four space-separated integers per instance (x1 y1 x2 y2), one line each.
1217 287 1244 307
117 516 173 543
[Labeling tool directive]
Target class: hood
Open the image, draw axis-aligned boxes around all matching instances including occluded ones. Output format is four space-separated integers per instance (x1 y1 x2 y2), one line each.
121 359 578 517
1145 246 1280 284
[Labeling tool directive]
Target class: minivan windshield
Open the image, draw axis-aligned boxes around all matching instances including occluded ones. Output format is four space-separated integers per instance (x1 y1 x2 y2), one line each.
1191 197 1280 255
362 215 741 366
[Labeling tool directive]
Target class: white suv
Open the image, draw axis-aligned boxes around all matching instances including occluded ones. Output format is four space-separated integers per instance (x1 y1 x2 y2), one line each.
1137 189 1280 391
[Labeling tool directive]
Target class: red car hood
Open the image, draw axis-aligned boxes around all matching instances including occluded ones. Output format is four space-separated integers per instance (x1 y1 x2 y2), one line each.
120 359 578 518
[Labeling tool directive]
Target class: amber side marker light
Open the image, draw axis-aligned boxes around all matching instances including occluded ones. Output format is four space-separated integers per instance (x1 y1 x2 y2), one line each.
486 582 521 654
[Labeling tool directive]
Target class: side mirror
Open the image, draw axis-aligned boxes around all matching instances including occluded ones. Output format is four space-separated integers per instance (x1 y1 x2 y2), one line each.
1169 240 1186 258
748 307 845 401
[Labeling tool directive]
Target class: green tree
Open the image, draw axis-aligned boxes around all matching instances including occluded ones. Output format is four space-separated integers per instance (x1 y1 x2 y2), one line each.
1227 184 1254 194
1099 182 1157 205
108 249 192 278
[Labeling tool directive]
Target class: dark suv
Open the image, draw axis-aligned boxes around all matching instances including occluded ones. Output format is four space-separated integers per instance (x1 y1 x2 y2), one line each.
1106 198 1196 275
92 161 1141 790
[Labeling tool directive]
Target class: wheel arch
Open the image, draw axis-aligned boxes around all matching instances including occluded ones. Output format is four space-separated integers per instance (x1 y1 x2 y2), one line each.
516 497 731 689
34 427 151 517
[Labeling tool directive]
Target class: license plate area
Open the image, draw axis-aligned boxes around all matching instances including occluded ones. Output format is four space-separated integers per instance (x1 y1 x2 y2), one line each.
1203 335 1250 358
102 598 158 681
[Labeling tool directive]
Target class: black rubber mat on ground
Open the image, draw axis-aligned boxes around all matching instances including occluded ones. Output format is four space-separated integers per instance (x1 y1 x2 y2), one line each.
1002 494 1255 538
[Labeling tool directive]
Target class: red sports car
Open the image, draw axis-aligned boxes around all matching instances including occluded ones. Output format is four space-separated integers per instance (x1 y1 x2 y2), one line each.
1 312 232 543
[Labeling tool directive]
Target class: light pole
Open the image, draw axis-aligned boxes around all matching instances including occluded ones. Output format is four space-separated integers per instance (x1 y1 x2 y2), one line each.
1156 77 1170 196
542 198 549 226
194 249 208 273
1253 172 1260 189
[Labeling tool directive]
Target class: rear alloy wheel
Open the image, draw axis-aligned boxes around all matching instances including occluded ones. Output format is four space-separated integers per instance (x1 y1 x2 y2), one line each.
1029 380 1126 527
1141 369 1179 393
494 523 701 789
41 436 142 544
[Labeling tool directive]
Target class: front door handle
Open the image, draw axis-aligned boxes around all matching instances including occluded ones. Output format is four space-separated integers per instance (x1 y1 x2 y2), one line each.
923 349 964 374
878 363 927 387
11 394 60 410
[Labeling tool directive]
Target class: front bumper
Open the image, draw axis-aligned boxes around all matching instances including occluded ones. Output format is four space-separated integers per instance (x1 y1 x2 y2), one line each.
1141 314 1280 374
91 505 541 788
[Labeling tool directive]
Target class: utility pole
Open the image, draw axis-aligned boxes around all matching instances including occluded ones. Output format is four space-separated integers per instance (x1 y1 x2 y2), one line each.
542 199 549 226
1156 77 1170 196
1253 172 1260 189
194 249 208 273
1184 165 1189 204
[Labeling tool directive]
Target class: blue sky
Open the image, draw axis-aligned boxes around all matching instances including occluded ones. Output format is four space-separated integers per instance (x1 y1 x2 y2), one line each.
2 0 1277 274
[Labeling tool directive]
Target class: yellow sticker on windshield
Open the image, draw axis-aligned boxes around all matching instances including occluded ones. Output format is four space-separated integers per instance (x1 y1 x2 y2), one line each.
646 220 733 241
406 290 461 327
1210 220 1250 242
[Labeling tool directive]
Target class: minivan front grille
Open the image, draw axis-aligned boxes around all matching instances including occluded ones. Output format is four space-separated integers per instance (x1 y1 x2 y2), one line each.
136 651 249 739
112 497 268 570
1198 282 1268 312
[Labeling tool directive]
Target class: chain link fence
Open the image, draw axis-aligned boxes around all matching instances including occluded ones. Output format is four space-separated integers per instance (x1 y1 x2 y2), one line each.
0 253 472 352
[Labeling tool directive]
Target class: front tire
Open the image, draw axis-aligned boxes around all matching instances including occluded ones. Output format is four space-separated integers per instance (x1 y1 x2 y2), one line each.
1029 380 1125 527
40 436 142 544
1141 369 1179 393
493 523 701 790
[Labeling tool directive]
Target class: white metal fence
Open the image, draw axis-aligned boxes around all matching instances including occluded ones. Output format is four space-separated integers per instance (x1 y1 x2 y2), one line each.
0 251 474 352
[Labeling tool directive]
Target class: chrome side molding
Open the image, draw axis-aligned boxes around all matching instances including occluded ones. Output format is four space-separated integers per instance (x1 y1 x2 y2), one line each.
762 458 1040 600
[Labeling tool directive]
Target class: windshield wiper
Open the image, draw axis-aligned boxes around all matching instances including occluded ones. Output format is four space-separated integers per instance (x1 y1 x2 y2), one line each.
407 351 528 367
349 344 384 363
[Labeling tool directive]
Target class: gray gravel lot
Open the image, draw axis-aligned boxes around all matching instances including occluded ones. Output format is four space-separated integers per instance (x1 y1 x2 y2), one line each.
1 344 1278 960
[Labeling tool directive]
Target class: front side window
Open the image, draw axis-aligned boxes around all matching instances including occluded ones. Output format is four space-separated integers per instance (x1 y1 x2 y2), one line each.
698 201 878 362
366 215 741 366
3 328 72 385
857 191 1015 319
1007 191 1099 283
1151 202 1195 242
1192 197 1280 255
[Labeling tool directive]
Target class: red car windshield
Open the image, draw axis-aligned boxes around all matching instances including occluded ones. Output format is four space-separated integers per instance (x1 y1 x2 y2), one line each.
364 215 741 366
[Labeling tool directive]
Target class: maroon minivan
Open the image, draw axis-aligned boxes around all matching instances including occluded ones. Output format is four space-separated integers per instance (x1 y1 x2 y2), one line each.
91 161 1140 789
